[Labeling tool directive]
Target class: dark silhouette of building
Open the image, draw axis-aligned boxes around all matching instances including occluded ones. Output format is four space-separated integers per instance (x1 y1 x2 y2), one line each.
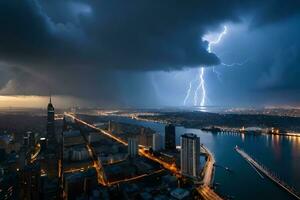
63 116 68 132
28 131 36 149
0 170 19 200
47 96 55 146
165 124 176 150
64 168 97 200
39 137 47 153
40 176 59 200
22 163 41 200
45 96 59 178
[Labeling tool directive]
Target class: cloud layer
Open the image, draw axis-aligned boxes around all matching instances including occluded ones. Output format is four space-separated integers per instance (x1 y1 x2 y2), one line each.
0 0 299 106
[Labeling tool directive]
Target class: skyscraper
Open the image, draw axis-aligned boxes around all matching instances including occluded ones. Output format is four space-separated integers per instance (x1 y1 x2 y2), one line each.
152 133 162 151
165 124 176 150
23 163 41 200
47 96 55 146
180 133 200 178
128 137 138 158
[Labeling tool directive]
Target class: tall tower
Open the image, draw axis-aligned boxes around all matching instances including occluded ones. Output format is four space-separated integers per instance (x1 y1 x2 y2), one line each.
128 137 138 158
152 133 162 151
165 124 176 150
47 96 55 146
180 133 200 178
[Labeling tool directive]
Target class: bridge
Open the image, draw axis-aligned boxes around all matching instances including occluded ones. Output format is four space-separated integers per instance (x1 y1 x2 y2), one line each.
235 146 300 200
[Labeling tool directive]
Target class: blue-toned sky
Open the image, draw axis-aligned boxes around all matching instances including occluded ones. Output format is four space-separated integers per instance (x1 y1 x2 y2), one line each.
0 1 300 108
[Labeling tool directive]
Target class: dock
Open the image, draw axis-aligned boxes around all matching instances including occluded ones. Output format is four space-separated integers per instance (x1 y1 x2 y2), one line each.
235 146 300 200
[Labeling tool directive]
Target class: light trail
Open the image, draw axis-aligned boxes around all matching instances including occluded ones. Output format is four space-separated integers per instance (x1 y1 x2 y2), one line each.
85 143 107 185
107 169 165 186
30 143 41 163
65 112 127 146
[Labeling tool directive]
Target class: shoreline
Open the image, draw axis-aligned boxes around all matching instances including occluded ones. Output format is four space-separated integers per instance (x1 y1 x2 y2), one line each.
201 144 216 186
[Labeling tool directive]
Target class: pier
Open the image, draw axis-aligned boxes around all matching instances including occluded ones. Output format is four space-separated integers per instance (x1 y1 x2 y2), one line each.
235 146 300 200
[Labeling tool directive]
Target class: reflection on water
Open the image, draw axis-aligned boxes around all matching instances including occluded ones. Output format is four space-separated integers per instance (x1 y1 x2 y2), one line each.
99 116 300 200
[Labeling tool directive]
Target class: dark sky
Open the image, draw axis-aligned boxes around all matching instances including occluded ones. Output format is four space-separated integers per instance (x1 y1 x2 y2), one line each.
0 0 300 107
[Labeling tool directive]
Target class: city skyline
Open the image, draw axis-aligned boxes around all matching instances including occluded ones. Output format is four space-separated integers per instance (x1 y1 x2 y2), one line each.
1 88 300 199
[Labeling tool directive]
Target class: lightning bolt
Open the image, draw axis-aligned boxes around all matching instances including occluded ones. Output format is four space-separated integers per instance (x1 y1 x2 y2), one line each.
193 67 207 106
194 26 227 107
193 73 200 106
199 67 206 106
212 66 222 82
184 25 248 107
183 81 192 106
207 26 228 53
221 59 249 67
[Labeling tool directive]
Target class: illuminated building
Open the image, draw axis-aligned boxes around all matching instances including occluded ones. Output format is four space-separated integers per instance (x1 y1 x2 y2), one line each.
46 96 55 146
69 146 89 161
180 133 200 178
63 130 85 147
88 132 103 144
128 137 138 158
152 133 162 151
138 129 153 147
165 124 176 150
108 120 111 132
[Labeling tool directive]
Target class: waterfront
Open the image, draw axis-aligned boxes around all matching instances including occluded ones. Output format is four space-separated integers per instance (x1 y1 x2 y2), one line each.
98 116 300 200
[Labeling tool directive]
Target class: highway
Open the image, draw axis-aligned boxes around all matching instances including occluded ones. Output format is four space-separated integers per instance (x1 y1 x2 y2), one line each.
197 186 223 200
85 143 107 185
197 145 223 200
107 169 165 186
201 145 215 186
235 146 300 200
139 148 179 174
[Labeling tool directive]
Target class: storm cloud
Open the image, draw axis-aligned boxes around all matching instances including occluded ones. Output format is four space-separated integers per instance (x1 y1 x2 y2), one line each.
0 0 300 106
